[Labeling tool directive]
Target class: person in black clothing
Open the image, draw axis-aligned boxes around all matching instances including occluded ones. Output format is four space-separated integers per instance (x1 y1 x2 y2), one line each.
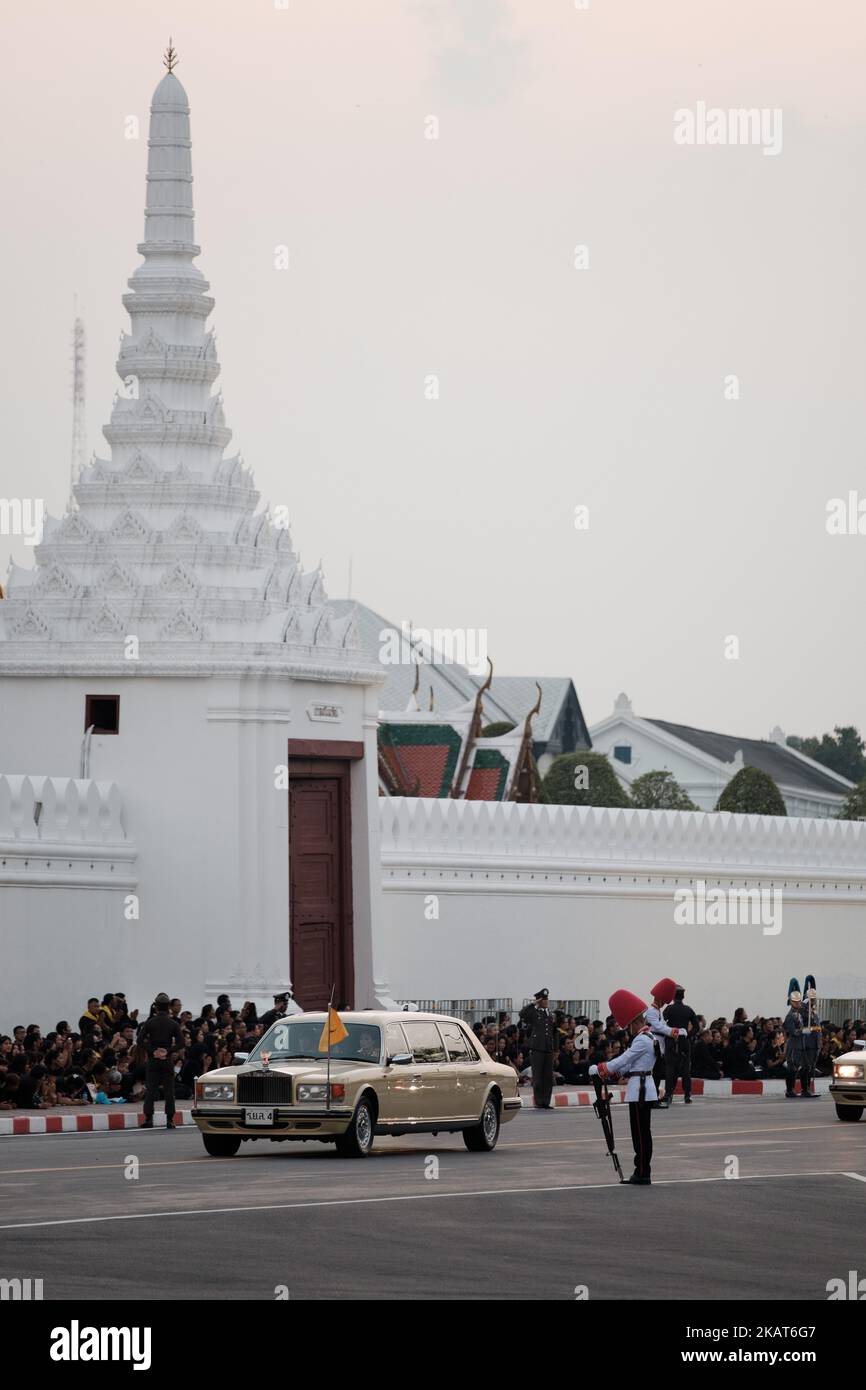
15 1064 48 1109
137 993 185 1129
519 988 557 1108
259 992 290 1033
727 1025 758 1080
663 985 698 1104
692 1029 723 1080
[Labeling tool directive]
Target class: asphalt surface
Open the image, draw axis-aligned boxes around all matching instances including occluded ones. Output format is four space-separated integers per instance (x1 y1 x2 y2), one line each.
1 1098 863 1300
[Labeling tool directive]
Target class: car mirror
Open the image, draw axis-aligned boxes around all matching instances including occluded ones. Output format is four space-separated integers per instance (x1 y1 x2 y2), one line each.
233 1052 249 1064
387 1052 413 1066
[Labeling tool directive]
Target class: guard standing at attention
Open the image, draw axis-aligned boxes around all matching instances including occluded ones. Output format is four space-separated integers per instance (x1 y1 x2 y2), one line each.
137 992 185 1130
663 984 698 1104
784 986 809 1099
644 976 680 1107
590 989 657 1185
519 988 557 1109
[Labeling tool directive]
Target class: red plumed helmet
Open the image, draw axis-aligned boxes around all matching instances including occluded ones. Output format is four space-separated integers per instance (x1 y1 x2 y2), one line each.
609 989 647 1030
651 977 677 1005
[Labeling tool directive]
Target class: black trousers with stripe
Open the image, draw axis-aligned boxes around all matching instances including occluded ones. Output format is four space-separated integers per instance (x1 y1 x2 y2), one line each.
628 1096 653 1179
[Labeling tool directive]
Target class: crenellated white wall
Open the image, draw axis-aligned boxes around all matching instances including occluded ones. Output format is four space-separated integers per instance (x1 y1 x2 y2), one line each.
3 778 865 1025
379 798 866 1018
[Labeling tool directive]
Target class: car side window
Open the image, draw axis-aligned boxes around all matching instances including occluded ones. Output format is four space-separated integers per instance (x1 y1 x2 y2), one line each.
384 1023 409 1058
402 1022 447 1064
438 1022 473 1063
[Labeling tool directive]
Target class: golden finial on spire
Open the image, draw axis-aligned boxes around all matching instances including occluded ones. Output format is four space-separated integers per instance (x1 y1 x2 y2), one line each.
163 37 178 74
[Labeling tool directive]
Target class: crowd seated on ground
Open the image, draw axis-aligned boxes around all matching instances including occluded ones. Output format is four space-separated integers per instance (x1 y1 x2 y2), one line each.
0 992 267 1111
1 992 864 1109
470 1006 865 1087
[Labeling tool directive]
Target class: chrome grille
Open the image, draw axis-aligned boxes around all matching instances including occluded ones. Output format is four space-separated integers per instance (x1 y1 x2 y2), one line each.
237 1072 293 1105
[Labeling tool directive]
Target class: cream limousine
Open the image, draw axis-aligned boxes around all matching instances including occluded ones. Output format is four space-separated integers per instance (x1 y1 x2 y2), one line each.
830 1038 866 1121
192 1011 522 1158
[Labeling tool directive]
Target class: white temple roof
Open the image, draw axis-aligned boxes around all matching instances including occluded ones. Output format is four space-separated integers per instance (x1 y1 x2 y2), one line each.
0 58 376 683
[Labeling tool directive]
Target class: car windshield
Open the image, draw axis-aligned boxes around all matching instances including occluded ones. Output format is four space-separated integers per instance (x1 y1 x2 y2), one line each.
248 1021 382 1065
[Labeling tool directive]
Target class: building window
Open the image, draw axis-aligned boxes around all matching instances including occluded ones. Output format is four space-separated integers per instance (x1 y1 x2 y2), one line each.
613 744 632 765
85 695 120 735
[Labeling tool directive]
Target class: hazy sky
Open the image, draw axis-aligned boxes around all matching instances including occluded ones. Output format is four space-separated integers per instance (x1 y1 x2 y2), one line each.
1 0 864 737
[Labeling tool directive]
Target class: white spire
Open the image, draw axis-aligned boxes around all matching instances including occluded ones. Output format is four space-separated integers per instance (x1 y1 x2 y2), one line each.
70 303 86 497
0 57 369 682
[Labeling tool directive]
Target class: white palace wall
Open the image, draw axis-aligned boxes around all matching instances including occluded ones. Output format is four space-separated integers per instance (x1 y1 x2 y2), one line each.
2 769 865 1023
379 798 866 1019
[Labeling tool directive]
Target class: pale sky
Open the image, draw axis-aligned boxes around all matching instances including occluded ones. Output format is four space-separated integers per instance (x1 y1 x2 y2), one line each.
1 0 864 737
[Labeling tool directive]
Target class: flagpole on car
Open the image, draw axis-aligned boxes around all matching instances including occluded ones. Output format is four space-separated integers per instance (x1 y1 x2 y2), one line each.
326 982 335 1113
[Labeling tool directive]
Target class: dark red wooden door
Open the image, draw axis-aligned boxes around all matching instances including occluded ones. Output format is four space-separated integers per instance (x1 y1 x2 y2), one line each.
288 762 353 1010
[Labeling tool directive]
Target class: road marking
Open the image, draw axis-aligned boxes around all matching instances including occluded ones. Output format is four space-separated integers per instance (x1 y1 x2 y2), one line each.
673 1140 790 1149
0 1169 857 1232
0 1157 242 1177
504 1122 842 1148
845 1172 866 1183
0 1121 846 1176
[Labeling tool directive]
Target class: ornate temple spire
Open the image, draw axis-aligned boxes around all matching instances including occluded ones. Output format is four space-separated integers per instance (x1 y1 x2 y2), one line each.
0 57 368 680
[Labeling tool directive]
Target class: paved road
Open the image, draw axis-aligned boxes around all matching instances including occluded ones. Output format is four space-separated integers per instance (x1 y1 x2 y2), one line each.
1 1098 863 1300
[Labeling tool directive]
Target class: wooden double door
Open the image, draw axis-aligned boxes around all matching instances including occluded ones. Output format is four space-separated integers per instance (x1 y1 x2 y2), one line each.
288 753 355 1011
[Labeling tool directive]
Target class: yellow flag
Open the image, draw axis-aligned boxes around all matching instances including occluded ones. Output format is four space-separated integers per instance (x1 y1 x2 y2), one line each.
319 1007 348 1052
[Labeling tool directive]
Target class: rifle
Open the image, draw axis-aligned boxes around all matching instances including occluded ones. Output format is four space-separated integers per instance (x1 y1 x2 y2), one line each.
592 1075 625 1183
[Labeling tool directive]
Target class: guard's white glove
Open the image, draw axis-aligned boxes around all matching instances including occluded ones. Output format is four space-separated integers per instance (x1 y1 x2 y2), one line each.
588 1064 599 1077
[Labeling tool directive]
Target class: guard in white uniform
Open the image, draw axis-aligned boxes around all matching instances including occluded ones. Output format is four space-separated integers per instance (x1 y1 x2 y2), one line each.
645 976 680 1107
590 989 656 1185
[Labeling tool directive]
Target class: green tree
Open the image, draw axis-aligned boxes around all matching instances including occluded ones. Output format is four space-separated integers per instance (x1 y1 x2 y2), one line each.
787 726 865 783
541 751 630 808
480 722 516 738
838 777 866 821
716 766 787 816
629 769 698 811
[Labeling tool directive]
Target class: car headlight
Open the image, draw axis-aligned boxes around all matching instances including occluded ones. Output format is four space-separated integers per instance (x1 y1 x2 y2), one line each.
296 1084 345 1103
836 1064 864 1080
200 1082 235 1101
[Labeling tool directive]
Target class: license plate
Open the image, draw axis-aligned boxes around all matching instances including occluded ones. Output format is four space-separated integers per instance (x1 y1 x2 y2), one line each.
244 1107 275 1126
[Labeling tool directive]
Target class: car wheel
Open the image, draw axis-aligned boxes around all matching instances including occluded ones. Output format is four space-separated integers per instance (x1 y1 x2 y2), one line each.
463 1094 500 1152
835 1104 864 1122
335 1097 375 1158
202 1134 242 1157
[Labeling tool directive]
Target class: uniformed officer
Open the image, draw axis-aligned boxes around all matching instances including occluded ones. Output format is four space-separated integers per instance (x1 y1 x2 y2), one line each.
800 980 820 1098
784 990 809 1098
137 992 185 1130
590 989 657 1185
663 985 698 1104
519 988 557 1109
259 992 291 1033
644 976 680 1108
